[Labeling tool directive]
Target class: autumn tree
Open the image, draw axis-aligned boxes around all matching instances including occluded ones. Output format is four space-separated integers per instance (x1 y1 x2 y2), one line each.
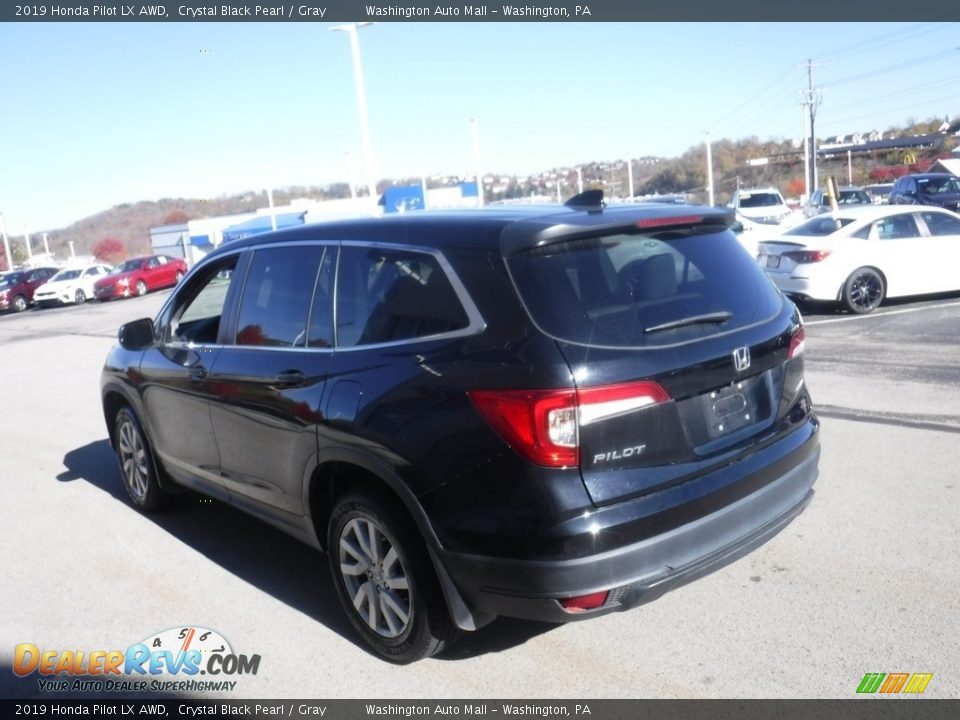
93 237 127 265
163 210 190 225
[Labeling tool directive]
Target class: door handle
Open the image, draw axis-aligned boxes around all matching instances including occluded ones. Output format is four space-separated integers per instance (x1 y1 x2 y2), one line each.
273 370 306 387
189 365 208 380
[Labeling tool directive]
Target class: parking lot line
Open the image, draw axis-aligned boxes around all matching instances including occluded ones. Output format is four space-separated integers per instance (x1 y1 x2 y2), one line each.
804 299 960 326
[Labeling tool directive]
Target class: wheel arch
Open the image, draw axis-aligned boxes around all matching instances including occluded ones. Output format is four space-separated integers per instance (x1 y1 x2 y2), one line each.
304 449 488 632
836 264 888 302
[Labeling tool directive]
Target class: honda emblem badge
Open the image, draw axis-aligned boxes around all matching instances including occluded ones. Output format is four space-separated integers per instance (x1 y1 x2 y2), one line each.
732 346 751 373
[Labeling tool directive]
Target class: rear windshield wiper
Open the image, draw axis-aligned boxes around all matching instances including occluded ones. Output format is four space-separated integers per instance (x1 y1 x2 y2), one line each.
644 311 732 335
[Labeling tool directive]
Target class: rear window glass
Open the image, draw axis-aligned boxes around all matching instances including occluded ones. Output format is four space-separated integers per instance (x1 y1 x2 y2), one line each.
737 193 783 208
785 216 856 236
507 229 782 348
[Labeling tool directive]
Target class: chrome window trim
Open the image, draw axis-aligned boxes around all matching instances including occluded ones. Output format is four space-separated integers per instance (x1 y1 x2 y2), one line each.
156 238 486 353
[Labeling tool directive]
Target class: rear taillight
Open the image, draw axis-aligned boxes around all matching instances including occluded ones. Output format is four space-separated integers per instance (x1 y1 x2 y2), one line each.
788 326 805 359
469 381 669 468
782 250 832 264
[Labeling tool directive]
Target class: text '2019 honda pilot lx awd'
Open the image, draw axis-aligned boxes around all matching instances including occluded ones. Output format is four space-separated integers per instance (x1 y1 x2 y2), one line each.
101 194 819 663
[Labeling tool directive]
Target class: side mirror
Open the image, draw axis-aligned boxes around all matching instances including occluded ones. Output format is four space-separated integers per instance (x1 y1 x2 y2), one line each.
118 318 156 350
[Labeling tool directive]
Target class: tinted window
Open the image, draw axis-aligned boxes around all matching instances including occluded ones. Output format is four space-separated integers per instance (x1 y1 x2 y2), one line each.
837 190 870 205
785 216 856 236
874 214 920 240
335 246 470 347
508 228 782 348
920 211 960 237
171 257 239 344
737 193 783 208
918 176 960 194
236 246 326 347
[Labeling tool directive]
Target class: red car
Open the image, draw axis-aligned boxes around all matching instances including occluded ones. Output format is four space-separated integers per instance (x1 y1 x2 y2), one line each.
0 267 59 312
94 255 187 301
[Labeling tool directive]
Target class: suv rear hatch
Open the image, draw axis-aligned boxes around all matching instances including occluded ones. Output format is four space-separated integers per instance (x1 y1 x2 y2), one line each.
503 206 807 507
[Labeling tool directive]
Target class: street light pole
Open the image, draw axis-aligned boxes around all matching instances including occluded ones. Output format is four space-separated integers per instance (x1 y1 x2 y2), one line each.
470 118 484 207
332 23 377 205
265 188 277 231
0 213 12 271
705 133 715 207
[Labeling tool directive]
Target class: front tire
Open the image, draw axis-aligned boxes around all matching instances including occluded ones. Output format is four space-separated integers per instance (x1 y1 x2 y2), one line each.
328 490 459 663
135 280 148 296
74 289 86 304
114 406 174 511
841 267 885 314
12 294 28 313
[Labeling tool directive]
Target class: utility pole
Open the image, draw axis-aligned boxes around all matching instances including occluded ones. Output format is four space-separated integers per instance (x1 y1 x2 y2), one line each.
802 59 822 194
705 133 715 207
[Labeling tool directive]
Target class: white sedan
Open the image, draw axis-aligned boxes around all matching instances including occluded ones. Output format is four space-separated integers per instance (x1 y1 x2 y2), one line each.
33 264 113 307
757 205 960 314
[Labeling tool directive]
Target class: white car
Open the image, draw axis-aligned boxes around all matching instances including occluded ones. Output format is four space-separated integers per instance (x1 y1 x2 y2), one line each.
730 187 801 228
757 205 960 314
33 264 113 307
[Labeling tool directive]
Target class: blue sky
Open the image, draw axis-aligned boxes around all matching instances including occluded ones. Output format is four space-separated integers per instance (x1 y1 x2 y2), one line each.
0 21 958 231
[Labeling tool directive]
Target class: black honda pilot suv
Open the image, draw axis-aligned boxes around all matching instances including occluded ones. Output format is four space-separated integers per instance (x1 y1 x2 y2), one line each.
101 194 819 663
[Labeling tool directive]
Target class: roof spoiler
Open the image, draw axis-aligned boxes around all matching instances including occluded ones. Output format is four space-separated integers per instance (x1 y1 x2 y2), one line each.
564 189 605 213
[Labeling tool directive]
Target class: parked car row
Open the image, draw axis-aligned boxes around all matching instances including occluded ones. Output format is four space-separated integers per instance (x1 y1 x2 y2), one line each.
0 254 188 313
756 204 960 314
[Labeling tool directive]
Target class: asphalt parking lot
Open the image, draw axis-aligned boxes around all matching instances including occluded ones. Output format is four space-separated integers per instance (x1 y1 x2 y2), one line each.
1 291 958 699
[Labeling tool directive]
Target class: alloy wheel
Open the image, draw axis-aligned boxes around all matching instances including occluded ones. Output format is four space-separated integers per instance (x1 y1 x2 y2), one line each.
337 517 412 638
117 415 149 503
847 272 883 312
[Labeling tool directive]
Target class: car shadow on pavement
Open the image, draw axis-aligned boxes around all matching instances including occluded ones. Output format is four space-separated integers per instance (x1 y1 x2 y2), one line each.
59 440 556 661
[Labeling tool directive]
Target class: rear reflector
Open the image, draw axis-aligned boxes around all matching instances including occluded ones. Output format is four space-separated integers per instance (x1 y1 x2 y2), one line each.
788 326 805 359
559 591 609 612
469 381 669 468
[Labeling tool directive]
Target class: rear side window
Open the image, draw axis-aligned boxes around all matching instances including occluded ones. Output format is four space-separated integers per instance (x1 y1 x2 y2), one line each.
336 246 470 347
921 211 960 237
236 246 326 347
507 229 782 348
786 216 856 236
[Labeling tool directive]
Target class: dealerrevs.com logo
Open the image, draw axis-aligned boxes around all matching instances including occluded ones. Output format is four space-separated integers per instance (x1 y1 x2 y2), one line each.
13 626 260 693
856 672 933 695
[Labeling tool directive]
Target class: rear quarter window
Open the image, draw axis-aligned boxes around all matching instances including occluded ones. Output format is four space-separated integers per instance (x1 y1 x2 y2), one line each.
507 228 783 348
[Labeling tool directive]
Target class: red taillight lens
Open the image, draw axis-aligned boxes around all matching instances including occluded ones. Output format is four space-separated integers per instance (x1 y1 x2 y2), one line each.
782 250 832 264
559 591 610 612
469 381 670 468
788 326 805 359
469 389 579 467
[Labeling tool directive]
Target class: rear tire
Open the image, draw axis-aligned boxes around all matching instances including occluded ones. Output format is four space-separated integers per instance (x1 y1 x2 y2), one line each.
12 294 28 313
328 489 460 663
841 267 884 314
114 406 175 512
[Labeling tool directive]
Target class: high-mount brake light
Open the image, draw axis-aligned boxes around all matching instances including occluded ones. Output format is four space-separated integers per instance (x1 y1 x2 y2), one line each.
469 381 670 468
635 215 703 229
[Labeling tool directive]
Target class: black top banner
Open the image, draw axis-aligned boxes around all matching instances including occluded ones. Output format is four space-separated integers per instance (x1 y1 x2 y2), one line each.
4 1 960 22
1 700 960 719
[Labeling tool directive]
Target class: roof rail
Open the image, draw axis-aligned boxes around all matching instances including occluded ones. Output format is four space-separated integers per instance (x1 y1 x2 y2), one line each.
564 189 605 213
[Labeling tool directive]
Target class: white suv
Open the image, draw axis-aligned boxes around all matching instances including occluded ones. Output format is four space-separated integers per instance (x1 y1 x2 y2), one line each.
730 187 794 226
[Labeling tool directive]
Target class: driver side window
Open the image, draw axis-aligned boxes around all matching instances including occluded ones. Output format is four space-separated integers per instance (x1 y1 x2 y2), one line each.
168 257 239 344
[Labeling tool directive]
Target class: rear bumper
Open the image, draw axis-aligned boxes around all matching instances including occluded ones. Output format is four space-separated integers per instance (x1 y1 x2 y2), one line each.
435 423 819 626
